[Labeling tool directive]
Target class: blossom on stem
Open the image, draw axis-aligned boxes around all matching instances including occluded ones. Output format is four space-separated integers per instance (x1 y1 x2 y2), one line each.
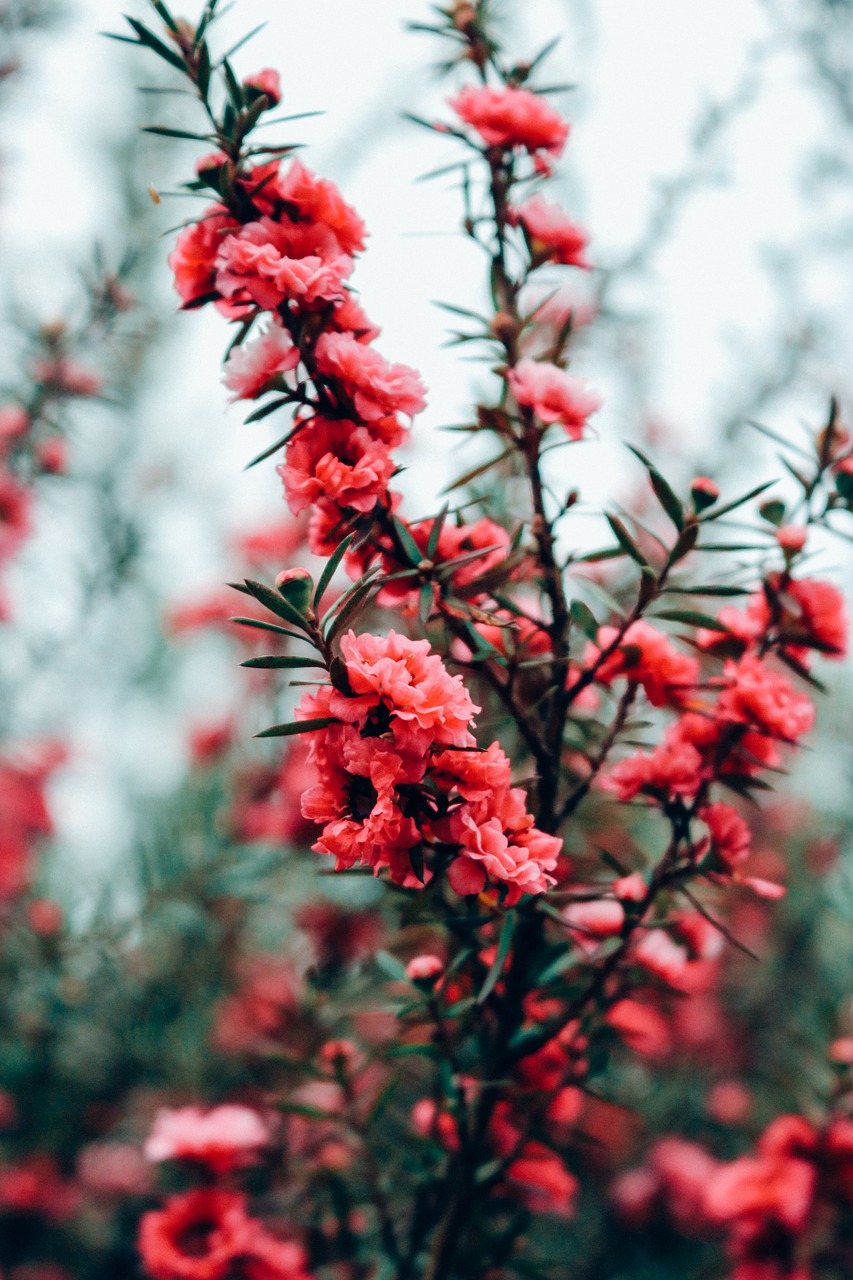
449 84 569 158
510 194 590 268
508 358 601 439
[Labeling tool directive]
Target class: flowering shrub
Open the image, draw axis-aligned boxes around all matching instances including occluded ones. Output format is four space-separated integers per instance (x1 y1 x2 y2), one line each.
2 3 853 1280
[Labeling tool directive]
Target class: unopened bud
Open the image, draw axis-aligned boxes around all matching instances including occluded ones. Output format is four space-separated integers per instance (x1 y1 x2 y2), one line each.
275 566 314 616
491 312 519 344
775 524 807 555
405 954 444 983
451 3 478 33
690 475 719 512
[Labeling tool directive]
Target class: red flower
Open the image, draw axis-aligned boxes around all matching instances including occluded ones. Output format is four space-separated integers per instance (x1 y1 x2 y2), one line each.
716 655 814 743
508 359 600 440
139 1189 309 1280
280 418 395 515
144 1106 270 1174
510 195 590 268
590 621 699 709
314 332 426 423
449 85 569 157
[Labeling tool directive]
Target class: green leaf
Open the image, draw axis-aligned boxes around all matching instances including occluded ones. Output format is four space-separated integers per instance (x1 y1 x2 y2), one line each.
391 515 424 567
277 573 313 616
148 0 179 33
386 1043 441 1059
196 38 211 99
671 523 699 561
664 584 750 597
230 616 309 643
536 949 579 985
243 396 294 425
478 912 515 1004
418 582 434 626
652 608 728 631
570 599 599 641
124 16 186 70
221 57 244 110
426 503 450 560
141 125 211 141
241 579 311 631
605 514 649 567
571 545 625 564
255 717 335 739
627 444 684 530
408 844 426 884
240 656 327 670
698 480 776 523
314 533 355 607
759 499 786 527
322 575 380 642
375 950 407 981
243 426 299 470
440 447 514 495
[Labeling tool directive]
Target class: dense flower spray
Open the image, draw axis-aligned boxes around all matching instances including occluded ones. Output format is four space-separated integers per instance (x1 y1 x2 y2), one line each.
114 2 853 1278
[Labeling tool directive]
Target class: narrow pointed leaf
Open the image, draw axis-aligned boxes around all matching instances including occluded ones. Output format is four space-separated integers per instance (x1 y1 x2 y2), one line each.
606 514 649 567
478 912 516 1004
242 579 311 631
256 717 335 739
627 444 684 530
241 656 327 670
314 533 355 607
230 616 308 642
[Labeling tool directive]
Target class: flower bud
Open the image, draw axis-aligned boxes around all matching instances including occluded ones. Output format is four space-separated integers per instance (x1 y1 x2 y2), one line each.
405 954 444 983
775 524 807 554
244 68 282 107
275 566 314 616
690 475 719 511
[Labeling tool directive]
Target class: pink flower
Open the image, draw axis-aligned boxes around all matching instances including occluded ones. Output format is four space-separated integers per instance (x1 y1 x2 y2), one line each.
77 1142 152 1196
329 293 381 343
602 725 705 803
0 405 29 455
324 630 477 754
279 418 395 515
776 524 807 553
562 899 625 937
633 929 690 988
704 1152 816 1234
507 359 600 439
314 332 427 423
700 802 751 869
222 322 299 400
138 1189 310 1280
510 195 590 268
449 85 569 157
300 724 424 877
406 954 444 981
607 999 671 1059
716 654 815 743
216 219 352 311
590 620 699 708
783 576 848 658
446 786 560 905
0 742 60 902
244 68 281 106
144 1105 270 1174
32 358 101 397
275 158 367 257
0 468 31 565
168 208 239 307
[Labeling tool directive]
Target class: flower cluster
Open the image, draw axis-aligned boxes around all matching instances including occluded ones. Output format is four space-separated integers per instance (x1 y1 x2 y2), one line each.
139 1106 310 1280
298 630 560 901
